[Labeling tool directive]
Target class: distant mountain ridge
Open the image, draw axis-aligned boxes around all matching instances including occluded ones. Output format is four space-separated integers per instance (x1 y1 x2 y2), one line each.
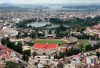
0 3 100 10
63 5 100 10
0 3 20 9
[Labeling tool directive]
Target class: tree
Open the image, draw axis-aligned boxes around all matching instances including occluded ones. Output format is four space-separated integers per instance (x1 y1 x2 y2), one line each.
85 45 93 51
32 52 37 57
37 33 44 38
59 52 65 58
5 61 18 68
1 38 6 45
54 53 59 59
96 52 100 58
15 42 23 54
23 50 31 56
70 47 81 55
22 33 28 38
1 37 10 46
22 54 29 62
7 42 15 49
48 30 52 34
78 44 84 52
93 43 100 50
29 32 36 39
65 49 72 57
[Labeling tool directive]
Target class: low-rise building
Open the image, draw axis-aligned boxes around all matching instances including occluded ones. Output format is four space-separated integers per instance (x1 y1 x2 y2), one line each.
84 24 100 38
33 43 58 55
1 27 18 37
86 55 98 64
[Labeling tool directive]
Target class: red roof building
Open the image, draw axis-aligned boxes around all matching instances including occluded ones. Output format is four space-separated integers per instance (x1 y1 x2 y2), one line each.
93 24 100 30
33 43 58 55
33 43 58 50
0 45 7 50
0 45 12 59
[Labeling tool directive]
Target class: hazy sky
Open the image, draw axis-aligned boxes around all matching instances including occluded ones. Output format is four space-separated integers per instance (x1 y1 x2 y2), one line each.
0 0 100 4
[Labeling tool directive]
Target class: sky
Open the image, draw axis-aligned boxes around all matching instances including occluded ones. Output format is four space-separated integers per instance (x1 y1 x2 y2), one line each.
0 0 100 4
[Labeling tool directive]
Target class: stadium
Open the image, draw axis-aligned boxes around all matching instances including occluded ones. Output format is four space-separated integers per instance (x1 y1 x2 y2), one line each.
32 37 78 55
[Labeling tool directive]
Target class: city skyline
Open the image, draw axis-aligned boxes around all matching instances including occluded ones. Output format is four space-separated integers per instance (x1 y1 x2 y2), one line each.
0 0 100 4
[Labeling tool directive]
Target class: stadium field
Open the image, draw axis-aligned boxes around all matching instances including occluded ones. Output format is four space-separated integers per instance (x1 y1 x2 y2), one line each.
35 39 69 44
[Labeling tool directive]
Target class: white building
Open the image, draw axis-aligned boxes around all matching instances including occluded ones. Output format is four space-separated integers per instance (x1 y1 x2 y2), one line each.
1 27 18 37
86 55 98 64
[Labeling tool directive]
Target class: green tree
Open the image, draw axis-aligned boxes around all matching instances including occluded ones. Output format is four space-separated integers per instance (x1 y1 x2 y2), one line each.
96 52 100 58
22 54 29 62
78 44 84 52
29 32 36 39
5 61 18 68
1 38 6 45
70 47 81 55
23 50 31 56
15 42 23 54
48 30 52 34
65 49 72 57
85 45 93 51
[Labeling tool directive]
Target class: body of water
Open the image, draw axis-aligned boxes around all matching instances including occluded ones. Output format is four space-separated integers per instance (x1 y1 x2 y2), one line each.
27 22 61 28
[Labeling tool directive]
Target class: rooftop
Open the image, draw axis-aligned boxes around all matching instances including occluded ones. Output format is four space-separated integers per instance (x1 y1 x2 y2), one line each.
33 43 58 49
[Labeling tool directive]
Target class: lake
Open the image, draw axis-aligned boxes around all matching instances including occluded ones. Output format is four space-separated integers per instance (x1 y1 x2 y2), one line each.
27 22 61 28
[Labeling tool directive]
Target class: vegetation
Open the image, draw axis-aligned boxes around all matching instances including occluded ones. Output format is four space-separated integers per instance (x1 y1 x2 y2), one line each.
5 61 26 68
1 37 31 62
53 40 100 58
5 61 18 68
16 18 36 28
49 16 100 28
96 52 100 58
78 39 89 46
22 54 29 62
1 37 23 54
64 42 100 57
35 39 68 44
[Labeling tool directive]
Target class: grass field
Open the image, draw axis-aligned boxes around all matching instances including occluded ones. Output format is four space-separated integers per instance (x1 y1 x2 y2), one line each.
79 39 89 46
35 39 69 44
78 39 90 52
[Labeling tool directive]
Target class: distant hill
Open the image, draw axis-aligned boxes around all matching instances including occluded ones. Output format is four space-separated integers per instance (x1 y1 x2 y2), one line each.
63 5 100 10
0 3 20 9
0 3 49 9
0 3 100 10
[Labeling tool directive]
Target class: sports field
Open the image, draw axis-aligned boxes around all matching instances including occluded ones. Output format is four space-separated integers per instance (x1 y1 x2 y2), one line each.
35 39 69 44
79 39 89 46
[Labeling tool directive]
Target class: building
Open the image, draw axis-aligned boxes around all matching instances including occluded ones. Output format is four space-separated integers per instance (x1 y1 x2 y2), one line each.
33 43 58 55
84 24 100 38
22 46 31 51
86 56 98 64
1 27 18 37
45 30 56 38
0 45 19 62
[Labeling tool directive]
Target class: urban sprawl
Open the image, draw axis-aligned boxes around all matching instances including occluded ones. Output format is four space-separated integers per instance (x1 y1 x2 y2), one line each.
0 7 100 68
